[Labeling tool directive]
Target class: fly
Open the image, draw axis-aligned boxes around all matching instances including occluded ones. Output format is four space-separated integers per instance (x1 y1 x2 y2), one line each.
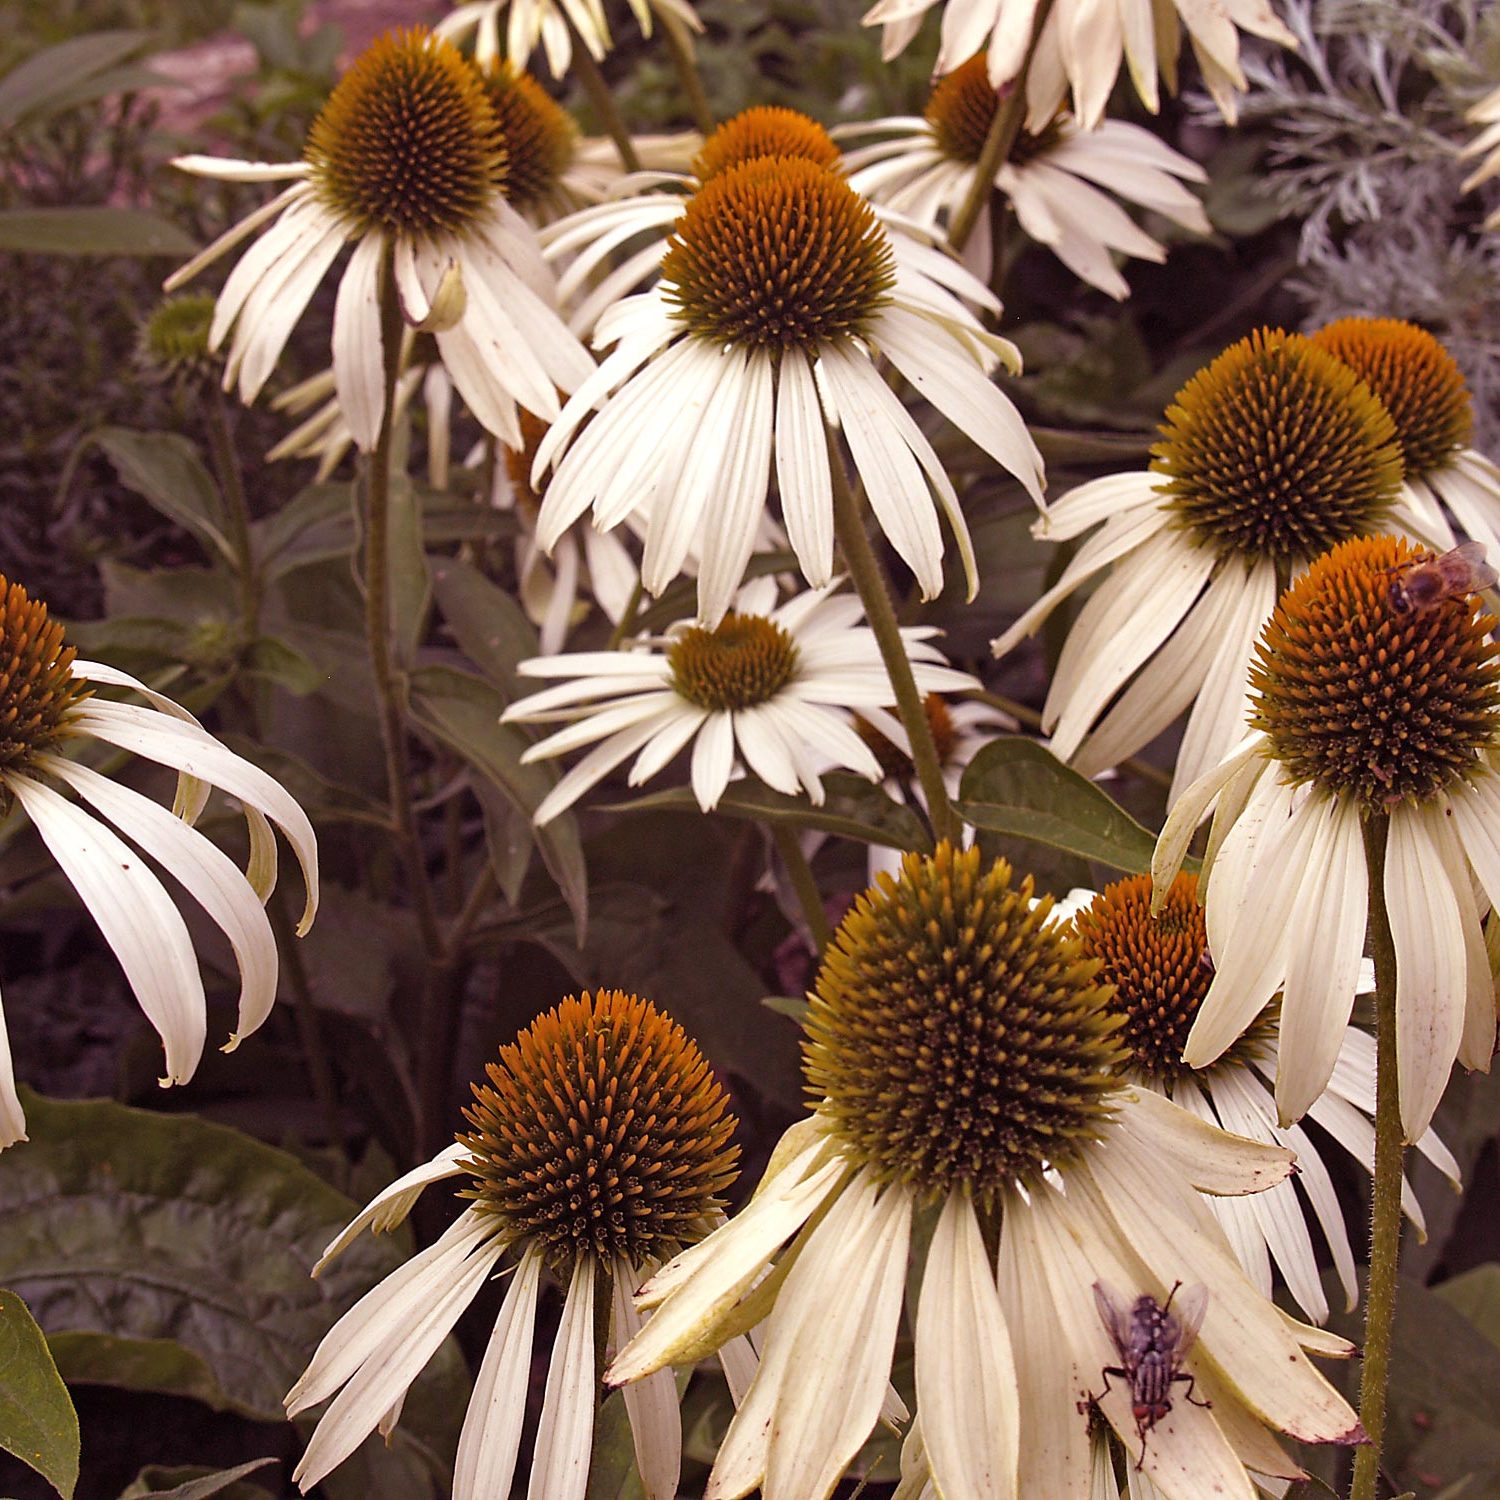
1081 1280 1211 1466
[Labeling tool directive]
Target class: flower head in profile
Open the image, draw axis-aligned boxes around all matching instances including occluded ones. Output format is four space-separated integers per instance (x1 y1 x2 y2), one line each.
165 28 592 451
1310 317 1500 561
0 576 319 1147
993 327 1432 798
1461 82 1500 230
859 0 1296 129
1066 872 1459 1324
502 576 977 822
841 55 1210 291
287 989 742 1498
438 0 702 80
609 844 1361 1500
1154 534 1500 1140
532 150 1045 625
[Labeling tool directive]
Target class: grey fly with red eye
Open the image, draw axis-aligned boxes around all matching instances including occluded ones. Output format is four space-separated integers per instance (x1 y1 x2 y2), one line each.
1078 1280 1212 1469
1386 540 1498 616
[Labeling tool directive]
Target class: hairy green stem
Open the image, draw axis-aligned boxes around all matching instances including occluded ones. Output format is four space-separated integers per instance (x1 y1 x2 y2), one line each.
828 444 957 845
567 29 642 172
367 263 443 960
660 11 714 135
772 822 832 952
607 579 645 649
1351 811 1402 1500
947 0 1057 253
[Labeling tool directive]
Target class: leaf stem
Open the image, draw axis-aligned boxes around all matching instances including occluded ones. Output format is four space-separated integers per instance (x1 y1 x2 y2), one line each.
828 441 958 845
1351 810 1402 1500
772 822 832 952
947 0 1057 254
367 259 444 960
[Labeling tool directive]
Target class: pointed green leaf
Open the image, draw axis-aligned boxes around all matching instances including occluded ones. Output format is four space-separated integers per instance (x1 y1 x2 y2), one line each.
117 1458 278 1499
605 773 932 852
406 665 587 940
430 556 539 700
88 428 234 564
0 31 147 126
957 737 1174 875
0 1287 79 1499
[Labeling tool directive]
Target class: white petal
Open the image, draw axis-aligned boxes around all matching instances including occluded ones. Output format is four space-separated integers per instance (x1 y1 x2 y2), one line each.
0 982 28 1149
332 233 388 451
528 1257 598 1500
775 347 835 586
915 1193 1018 1499
8 772 205 1085
453 1245 544 1500
613 1260 682 1500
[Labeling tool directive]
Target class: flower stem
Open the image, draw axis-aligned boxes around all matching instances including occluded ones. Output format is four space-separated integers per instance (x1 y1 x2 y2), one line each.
566 27 642 172
660 11 715 135
201 388 259 639
947 0 1057 254
772 822 831 952
828 442 957 846
368 260 444 959
607 579 645 649
1351 810 1402 1500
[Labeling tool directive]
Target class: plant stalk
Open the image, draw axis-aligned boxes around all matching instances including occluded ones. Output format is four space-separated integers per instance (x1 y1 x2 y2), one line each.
660 11 714 135
566 28 642 172
828 444 958 846
202 388 259 639
1350 810 1402 1500
772 822 832 952
367 263 444 960
947 0 1057 254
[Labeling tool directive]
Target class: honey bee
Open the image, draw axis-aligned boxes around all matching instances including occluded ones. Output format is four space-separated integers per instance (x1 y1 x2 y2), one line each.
1083 1280 1211 1466
1386 540 1498 616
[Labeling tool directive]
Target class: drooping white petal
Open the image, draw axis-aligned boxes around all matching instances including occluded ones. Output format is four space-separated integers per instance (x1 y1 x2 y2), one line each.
453 1244 543 1500
0 982 28 1149
915 1192 1018 1499
613 1260 682 1500
332 233 389 452
8 772 206 1086
527 1256 597 1500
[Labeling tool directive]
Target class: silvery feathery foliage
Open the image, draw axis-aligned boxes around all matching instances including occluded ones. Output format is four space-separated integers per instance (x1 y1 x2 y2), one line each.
1200 0 1500 446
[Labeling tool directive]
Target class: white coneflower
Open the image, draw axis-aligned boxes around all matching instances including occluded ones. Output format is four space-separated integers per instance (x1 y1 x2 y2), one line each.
609 843 1363 1500
1067 872 1459 1324
502 576 977 822
164 28 592 451
991 327 1442 800
437 0 703 80
532 150 1044 626
540 107 844 338
287 988 744 1499
859 0 1296 129
1154 534 1500 1140
0 576 319 1146
840 55 1210 291
1461 82 1500 230
1310 317 1500 560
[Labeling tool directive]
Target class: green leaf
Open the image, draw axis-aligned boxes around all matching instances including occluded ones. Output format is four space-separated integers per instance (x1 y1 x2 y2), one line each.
406 665 588 940
0 1287 80 1499
257 483 356 580
0 31 147 127
117 1458 278 1499
0 208 197 257
957 738 1172 876
386 475 429 670
0 1090 469 1452
88 429 234 565
430 556 540 700
242 636 325 696
606 774 932 853
1436 1265 1500 1353
762 995 810 1024
583 1388 645 1500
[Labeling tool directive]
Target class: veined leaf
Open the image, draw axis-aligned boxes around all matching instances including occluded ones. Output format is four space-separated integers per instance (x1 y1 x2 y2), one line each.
0 1287 79 1499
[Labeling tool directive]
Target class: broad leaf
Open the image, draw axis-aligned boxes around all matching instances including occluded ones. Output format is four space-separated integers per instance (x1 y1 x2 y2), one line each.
0 1090 469 1484
0 208 197 257
0 31 148 126
957 738 1170 876
1436 1265 1500 1353
88 429 235 565
406 665 587 940
0 1287 79 1499
430 556 539 701
606 774 932 853
117 1458 278 1499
